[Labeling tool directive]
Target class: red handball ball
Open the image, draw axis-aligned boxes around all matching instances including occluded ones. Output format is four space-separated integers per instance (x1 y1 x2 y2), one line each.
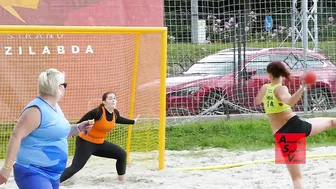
302 71 317 85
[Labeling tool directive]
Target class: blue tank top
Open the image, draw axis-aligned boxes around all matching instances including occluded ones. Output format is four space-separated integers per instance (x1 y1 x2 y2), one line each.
16 97 71 181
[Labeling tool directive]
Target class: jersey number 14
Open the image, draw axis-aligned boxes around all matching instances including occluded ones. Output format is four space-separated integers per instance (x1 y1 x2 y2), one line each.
267 100 274 108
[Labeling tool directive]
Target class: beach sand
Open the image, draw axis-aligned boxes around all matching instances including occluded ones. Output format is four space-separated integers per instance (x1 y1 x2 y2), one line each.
1 146 336 189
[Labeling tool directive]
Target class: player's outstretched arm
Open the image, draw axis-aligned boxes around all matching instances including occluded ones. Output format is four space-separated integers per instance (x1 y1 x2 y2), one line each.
115 109 139 124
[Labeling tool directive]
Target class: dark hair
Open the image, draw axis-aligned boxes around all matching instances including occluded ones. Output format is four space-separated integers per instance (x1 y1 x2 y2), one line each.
98 91 116 107
266 61 291 80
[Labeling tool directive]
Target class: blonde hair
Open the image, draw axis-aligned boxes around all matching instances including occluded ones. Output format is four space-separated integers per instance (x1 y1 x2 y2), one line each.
38 68 65 98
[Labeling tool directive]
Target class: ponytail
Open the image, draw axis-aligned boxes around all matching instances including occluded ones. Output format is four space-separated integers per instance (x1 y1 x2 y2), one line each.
280 68 291 81
267 61 291 80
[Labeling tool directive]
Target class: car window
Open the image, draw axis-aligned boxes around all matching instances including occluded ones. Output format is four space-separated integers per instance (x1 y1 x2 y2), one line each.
297 55 325 68
246 55 271 75
270 54 325 69
270 54 303 70
270 54 288 62
185 63 235 75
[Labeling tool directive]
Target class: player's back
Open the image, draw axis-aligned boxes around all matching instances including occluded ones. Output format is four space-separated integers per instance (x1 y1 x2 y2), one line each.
263 83 291 114
262 84 296 132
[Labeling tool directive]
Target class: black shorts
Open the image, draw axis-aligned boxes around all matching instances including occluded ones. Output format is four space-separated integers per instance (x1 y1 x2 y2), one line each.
275 115 312 137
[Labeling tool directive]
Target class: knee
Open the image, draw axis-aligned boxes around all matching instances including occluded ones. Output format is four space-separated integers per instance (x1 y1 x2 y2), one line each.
118 150 127 162
286 164 303 181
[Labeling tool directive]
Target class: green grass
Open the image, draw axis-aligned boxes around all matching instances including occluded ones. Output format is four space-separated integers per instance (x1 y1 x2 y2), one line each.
166 118 336 152
168 41 336 73
1 118 336 159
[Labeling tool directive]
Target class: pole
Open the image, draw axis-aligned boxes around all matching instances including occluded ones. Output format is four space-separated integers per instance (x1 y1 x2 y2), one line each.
191 0 198 44
313 0 319 52
292 0 297 48
233 14 237 102
302 0 309 113
243 12 247 98
237 10 242 101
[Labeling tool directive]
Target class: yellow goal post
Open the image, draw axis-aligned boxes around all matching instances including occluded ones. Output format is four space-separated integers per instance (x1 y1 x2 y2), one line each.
0 25 167 170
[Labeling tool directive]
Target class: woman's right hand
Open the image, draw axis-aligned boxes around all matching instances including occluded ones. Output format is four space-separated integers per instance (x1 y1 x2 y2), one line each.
77 120 94 132
0 167 11 185
300 79 308 89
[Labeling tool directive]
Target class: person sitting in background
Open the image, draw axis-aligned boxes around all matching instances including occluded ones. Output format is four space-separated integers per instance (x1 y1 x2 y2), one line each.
60 91 139 183
0 68 93 189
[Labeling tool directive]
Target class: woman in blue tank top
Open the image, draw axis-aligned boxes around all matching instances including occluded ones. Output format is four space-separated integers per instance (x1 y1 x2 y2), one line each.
0 68 94 189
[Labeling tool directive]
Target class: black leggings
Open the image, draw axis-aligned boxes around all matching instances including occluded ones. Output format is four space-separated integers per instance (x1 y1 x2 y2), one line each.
60 136 127 183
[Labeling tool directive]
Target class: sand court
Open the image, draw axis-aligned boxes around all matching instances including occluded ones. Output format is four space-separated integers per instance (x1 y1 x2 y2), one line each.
1 146 336 189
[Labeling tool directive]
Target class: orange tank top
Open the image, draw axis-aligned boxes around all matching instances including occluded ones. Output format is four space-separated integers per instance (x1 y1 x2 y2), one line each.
79 107 116 144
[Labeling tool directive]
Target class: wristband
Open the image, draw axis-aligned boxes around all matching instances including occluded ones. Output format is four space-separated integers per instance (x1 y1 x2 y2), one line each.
3 163 12 171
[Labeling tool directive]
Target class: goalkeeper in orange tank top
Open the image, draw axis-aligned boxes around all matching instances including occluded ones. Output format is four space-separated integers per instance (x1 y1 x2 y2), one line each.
60 92 139 183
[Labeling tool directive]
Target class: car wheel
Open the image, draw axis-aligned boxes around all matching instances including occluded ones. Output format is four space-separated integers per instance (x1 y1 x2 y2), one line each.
308 87 333 112
200 92 228 115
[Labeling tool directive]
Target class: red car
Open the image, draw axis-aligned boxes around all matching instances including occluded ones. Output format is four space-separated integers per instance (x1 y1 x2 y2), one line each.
166 48 336 116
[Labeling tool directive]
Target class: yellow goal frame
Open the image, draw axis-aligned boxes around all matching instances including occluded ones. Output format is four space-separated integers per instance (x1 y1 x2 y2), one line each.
0 25 167 170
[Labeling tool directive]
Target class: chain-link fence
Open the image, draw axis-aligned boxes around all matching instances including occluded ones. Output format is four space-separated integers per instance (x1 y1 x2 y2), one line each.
164 0 336 124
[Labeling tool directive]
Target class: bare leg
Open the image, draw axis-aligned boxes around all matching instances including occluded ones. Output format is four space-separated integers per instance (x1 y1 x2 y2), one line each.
286 164 304 189
284 117 336 188
306 117 336 136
